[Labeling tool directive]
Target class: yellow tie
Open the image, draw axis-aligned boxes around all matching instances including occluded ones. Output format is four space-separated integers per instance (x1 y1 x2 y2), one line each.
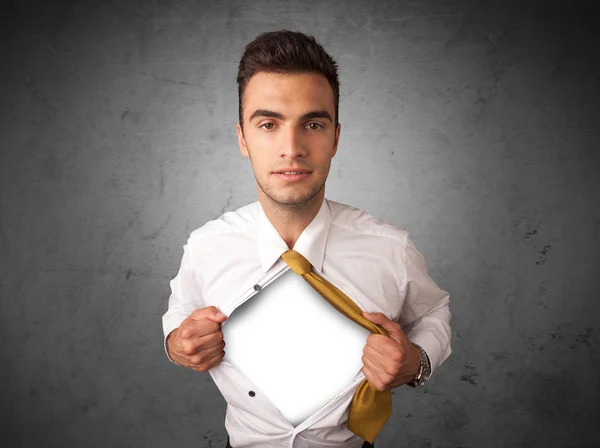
280 249 392 444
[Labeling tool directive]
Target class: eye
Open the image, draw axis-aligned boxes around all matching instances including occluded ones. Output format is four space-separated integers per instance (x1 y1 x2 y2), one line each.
260 122 275 130
307 123 324 131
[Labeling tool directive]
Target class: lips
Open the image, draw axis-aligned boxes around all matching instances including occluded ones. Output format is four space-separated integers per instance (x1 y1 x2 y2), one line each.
273 172 311 182
273 169 312 174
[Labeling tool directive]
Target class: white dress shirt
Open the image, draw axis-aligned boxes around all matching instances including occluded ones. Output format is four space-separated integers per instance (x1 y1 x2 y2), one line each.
162 197 452 448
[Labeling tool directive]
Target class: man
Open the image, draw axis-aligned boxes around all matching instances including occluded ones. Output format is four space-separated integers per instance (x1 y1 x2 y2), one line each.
163 30 452 448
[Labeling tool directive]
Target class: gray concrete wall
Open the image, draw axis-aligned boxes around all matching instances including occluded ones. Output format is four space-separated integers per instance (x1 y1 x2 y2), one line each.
1 0 598 447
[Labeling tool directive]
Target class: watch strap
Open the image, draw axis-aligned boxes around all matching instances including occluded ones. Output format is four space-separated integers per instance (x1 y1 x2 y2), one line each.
407 343 430 388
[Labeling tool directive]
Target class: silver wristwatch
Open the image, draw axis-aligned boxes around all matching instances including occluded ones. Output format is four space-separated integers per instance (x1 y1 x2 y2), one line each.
407 343 431 388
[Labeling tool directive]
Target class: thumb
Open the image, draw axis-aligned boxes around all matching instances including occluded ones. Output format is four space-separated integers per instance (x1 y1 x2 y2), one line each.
362 311 390 322
206 309 228 323
362 311 403 341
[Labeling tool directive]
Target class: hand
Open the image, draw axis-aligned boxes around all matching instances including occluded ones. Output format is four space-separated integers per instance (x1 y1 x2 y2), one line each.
166 306 228 373
360 311 421 391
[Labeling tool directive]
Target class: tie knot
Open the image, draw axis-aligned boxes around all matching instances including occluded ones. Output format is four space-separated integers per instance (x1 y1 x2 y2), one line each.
281 249 312 275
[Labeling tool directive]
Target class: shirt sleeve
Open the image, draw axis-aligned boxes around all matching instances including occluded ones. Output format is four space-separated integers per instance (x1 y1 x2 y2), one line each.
396 234 452 380
161 240 205 363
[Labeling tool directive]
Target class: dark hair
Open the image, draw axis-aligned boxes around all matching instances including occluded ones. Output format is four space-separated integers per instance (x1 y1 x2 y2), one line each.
236 29 340 133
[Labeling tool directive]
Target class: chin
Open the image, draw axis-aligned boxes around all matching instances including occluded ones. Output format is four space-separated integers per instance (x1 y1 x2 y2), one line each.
259 175 324 204
280 190 323 205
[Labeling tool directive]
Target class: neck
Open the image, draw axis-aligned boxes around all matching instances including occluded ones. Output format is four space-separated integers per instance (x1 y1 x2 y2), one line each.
258 187 325 249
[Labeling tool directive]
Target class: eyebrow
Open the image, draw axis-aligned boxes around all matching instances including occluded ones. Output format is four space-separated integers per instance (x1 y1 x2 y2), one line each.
248 109 333 123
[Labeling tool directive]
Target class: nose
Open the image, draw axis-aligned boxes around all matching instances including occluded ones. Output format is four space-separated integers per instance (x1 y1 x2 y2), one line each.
280 124 307 159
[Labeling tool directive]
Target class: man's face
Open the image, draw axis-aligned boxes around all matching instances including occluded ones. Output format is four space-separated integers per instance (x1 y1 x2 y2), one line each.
237 71 341 206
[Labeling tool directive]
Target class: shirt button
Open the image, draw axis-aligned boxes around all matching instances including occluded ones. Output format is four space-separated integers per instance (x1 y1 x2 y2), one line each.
248 390 255 397
254 284 261 291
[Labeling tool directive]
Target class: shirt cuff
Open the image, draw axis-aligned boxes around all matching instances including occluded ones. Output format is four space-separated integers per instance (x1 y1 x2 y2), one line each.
408 329 447 380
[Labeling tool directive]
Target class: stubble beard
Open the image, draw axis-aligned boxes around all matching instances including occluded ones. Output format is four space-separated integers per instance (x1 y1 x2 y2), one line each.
247 149 328 209
258 174 325 209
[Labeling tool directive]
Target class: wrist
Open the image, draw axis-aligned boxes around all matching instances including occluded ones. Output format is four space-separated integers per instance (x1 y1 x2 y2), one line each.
166 329 178 357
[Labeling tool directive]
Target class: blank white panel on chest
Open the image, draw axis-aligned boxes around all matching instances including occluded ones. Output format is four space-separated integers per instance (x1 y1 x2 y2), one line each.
221 268 371 427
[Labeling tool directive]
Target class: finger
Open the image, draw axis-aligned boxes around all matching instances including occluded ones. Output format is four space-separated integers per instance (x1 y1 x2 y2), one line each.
181 331 224 356
180 324 222 344
362 353 377 372
361 365 387 392
361 364 377 387
203 348 226 371
188 350 225 373
204 339 226 357
362 347 387 371
365 335 391 356
363 351 395 379
180 319 221 340
189 340 225 366
367 333 390 346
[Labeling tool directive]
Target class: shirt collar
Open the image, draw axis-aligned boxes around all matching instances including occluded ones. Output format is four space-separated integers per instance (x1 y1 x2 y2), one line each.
254 197 332 273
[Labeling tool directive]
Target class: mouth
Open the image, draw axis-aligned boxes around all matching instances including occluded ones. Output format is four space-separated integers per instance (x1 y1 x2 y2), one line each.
272 170 312 182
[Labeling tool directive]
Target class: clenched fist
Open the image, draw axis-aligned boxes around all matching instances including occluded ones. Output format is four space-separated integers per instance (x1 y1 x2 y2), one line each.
166 306 228 372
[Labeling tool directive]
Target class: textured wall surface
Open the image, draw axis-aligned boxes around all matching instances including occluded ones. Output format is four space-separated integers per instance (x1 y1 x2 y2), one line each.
1 0 599 447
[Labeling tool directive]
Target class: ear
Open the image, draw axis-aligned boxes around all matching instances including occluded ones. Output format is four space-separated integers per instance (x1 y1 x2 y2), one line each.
331 122 341 158
237 122 249 157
